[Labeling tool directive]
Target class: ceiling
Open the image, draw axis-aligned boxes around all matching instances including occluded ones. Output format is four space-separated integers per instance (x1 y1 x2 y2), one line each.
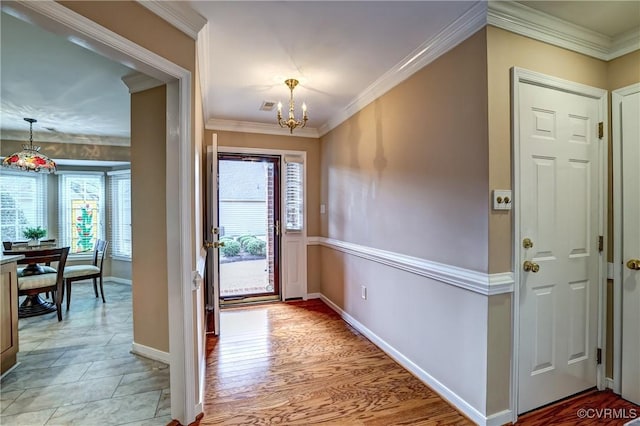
0 1 638 144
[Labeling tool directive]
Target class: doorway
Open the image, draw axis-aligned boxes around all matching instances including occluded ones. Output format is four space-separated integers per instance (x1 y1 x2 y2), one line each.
217 154 281 303
512 68 607 415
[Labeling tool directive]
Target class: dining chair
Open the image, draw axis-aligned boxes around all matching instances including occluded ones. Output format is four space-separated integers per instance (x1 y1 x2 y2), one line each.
63 239 109 310
16 247 70 321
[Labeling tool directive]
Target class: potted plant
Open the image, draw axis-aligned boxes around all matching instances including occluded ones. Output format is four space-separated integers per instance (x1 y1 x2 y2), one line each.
23 226 47 246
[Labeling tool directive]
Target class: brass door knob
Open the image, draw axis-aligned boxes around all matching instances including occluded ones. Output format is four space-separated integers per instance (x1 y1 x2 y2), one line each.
627 259 640 271
204 241 226 249
523 260 540 273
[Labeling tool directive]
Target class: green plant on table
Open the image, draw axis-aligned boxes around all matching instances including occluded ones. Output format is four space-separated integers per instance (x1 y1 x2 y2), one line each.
23 226 47 240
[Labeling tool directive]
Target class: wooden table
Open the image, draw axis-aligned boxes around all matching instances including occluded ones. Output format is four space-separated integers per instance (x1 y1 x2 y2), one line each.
3 245 63 318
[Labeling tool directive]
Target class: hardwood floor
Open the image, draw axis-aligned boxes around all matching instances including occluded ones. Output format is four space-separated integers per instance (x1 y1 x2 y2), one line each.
202 299 472 425
517 389 640 426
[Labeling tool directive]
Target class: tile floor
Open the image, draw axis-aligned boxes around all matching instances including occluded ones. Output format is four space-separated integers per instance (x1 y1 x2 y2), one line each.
0 281 171 426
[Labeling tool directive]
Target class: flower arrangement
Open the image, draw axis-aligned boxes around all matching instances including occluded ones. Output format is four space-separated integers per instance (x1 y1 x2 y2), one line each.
23 226 47 240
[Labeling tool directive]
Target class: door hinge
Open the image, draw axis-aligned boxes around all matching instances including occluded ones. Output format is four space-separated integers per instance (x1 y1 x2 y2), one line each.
596 348 602 364
598 235 604 252
598 122 604 139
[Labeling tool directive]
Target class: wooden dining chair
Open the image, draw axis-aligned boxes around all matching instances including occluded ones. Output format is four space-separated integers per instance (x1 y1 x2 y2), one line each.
16 247 70 321
63 239 109 310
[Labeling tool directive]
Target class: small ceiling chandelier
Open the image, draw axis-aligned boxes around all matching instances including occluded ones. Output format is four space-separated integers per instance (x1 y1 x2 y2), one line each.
2 118 56 173
277 78 308 134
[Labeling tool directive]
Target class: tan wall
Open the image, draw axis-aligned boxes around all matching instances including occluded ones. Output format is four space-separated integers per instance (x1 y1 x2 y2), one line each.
317 30 492 415
131 85 169 352
321 29 489 272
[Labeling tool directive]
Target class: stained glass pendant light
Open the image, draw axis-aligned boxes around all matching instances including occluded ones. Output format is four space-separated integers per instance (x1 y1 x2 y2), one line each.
2 118 56 173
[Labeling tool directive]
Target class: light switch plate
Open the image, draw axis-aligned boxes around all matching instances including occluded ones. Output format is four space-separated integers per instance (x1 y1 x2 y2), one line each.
493 190 512 210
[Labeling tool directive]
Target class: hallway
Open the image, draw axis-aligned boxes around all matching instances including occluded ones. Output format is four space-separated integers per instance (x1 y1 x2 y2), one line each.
202 299 471 425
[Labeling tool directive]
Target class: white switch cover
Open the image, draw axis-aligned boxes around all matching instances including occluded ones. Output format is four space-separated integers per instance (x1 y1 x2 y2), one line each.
492 190 512 210
320 204 326 214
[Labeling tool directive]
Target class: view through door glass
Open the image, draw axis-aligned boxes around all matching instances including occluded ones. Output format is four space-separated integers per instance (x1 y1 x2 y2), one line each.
218 154 280 301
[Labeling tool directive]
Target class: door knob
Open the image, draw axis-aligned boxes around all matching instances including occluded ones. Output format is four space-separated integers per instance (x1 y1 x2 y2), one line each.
523 260 540 273
204 241 225 249
627 259 640 271
523 238 534 249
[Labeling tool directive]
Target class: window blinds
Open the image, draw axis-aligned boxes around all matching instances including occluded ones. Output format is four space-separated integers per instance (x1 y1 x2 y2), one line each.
284 156 304 232
0 171 47 241
108 171 131 258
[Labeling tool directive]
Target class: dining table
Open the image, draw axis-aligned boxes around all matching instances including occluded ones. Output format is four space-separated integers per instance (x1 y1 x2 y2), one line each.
3 242 66 318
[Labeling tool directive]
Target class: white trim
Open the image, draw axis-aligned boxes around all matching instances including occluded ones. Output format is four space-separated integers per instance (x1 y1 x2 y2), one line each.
3 2 198 424
131 342 170 364
612 83 640 395
106 169 131 177
488 1 640 61
608 262 615 280
0 362 20 380
606 377 615 390
104 276 132 285
511 67 608 421
318 1 487 137
318 293 510 426
207 118 320 139
135 0 206 40
121 72 164 94
197 23 212 123
308 236 514 296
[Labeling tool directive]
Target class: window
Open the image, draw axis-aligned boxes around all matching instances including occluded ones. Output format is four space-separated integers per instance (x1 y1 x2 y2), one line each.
108 170 131 258
0 171 47 241
58 172 105 254
284 156 304 232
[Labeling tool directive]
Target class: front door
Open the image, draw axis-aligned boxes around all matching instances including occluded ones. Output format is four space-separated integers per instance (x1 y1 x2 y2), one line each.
217 154 281 303
620 87 640 405
516 71 605 414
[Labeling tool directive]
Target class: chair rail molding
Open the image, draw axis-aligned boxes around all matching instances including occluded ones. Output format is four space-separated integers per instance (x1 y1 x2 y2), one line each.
307 236 514 296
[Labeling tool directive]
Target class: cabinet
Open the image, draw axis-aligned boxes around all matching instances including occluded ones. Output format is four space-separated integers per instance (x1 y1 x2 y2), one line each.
1 255 22 375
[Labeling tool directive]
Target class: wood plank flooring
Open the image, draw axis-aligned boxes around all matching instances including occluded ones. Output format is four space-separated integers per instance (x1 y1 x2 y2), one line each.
201 299 472 425
517 389 640 426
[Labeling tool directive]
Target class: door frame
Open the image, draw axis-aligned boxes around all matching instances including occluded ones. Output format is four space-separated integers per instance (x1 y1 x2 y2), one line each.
612 82 640 394
510 67 608 420
217 146 308 301
1 2 200 424
217 152 282 300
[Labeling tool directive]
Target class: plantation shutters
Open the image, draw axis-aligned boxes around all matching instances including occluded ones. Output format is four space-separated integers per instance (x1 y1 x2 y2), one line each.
284 156 304 232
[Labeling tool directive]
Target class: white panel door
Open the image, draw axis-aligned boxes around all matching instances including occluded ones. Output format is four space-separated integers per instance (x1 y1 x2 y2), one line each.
518 81 601 413
206 139 221 335
621 91 640 405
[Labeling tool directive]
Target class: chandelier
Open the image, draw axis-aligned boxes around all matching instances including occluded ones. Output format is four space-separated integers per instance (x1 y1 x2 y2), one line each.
2 118 56 173
277 78 308 134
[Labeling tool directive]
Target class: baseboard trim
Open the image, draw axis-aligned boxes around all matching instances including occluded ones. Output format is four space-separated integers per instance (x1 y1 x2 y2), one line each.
606 377 615 390
131 342 170 364
308 236 514 296
105 276 132 285
317 293 503 426
0 361 20 380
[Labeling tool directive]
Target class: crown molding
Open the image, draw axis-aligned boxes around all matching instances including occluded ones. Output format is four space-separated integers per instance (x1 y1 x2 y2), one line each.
318 1 488 137
487 1 640 62
206 119 320 139
196 23 212 122
122 72 164 94
136 0 206 40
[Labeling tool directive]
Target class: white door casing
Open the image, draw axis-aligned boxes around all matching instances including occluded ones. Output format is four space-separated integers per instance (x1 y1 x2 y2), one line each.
613 85 640 405
513 68 606 415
